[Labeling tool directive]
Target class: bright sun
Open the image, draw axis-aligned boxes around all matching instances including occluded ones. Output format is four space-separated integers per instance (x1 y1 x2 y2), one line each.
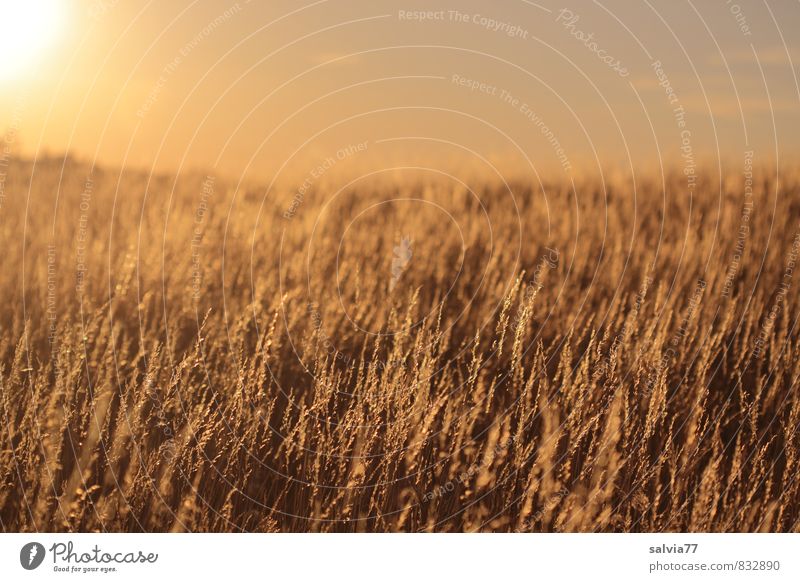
0 0 64 82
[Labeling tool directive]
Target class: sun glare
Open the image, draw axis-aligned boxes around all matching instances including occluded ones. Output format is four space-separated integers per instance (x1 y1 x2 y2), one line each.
0 0 64 81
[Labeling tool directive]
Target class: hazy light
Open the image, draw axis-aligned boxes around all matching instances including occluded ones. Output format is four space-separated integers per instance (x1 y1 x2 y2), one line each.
0 0 64 82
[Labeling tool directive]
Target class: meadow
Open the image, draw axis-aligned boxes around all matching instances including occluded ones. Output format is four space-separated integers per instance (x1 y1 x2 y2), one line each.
1 156 799 532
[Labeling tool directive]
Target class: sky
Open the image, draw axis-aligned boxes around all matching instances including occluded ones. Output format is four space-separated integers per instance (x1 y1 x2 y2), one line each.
1 0 798 183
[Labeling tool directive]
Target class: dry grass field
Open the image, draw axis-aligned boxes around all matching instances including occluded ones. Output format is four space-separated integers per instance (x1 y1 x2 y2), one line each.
1 157 799 532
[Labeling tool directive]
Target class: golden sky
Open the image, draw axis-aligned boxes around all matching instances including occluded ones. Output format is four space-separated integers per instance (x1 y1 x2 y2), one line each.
1 0 799 182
